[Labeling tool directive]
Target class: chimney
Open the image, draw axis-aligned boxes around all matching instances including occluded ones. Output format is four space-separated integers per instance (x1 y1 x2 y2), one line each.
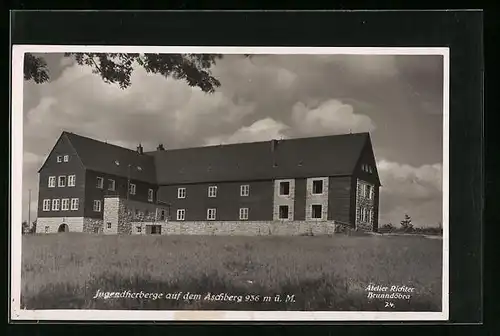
157 144 165 151
137 144 143 154
271 139 278 152
271 139 278 167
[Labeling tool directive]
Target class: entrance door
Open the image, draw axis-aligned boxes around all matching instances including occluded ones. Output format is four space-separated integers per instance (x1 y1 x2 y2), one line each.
58 224 69 232
150 225 162 235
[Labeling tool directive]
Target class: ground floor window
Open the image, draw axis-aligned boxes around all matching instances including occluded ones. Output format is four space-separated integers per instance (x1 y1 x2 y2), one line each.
137 226 142 233
279 205 289 219
207 208 216 220
239 207 249 220
311 204 322 219
44 226 49 233
177 209 185 221
107 222 112 229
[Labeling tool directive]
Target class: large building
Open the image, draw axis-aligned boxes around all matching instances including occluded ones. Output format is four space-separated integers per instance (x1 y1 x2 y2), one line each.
36 131 381 235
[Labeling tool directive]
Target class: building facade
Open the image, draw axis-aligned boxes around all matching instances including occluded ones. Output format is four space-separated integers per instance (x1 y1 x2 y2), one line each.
36 131 381 235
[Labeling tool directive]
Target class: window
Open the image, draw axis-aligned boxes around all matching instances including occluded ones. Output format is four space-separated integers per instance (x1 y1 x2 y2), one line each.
129 183 136 195
370 209 374 223
48 176 56 188
279 181 290 195
208 186 217 198
148 189 154 202
137 226 142 233
96 177 104 189
312 180 323 194
107 222 112 229
70 198 79 210
160 210 166 221
61 198 70 211
57 156 62 163
68 175 76 187
58 176 66 187
42 199 51 211
240 184 250 196
108 179 115 191
207 208 216 220
44 226 49 233
177 209 185 221
52 199 60 211
93 200 102 212
279 205 289 219
312 204 322 219
63 155 69 162
366 185 372 199
178 187 186 199
239 208 249 220
368 166 373 173
114 160 120 166
361 208 367 222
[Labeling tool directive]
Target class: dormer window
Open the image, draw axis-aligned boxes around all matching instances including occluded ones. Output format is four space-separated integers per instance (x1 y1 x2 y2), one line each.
137 166 142 171
114 160 120 166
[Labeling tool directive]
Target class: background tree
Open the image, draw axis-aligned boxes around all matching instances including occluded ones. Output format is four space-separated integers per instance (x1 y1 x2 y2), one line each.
400 214 413 232
22 221 29 235
23 53 224 93
30 220 37 234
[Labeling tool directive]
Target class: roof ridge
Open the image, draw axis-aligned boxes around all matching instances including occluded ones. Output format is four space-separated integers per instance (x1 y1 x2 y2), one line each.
146 132 369 153
63 131 142 154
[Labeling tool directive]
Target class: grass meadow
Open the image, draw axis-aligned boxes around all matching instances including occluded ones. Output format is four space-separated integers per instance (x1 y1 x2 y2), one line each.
20 233 443 311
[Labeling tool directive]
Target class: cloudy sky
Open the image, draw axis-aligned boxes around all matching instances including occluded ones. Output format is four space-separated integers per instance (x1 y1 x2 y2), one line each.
21 52 444 227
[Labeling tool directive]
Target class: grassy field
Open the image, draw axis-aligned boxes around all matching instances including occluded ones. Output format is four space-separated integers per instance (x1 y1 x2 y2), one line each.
21 233 443 311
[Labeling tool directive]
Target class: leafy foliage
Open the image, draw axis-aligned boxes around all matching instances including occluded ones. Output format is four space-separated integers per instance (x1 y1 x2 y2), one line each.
400 214 414 232
23 54 49 84
24 53 223 93
22 221 29 234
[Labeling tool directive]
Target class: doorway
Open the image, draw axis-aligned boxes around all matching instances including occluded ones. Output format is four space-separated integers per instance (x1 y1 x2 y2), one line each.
58 223 69 232
149 225 162 235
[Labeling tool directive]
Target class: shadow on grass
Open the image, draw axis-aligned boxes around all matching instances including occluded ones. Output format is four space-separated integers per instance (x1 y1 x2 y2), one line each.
22 272 440 312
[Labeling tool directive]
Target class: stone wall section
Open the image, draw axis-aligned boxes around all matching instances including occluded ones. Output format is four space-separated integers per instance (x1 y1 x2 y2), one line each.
305 177 329 221
273 179 295 221
103 196 120 235
130 220 349 236
83 218 104 233
103 196 171 235
355 178 376 231
36 217 84 233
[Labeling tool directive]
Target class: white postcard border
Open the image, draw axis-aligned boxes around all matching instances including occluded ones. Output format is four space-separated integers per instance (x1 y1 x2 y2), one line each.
10 45 450 321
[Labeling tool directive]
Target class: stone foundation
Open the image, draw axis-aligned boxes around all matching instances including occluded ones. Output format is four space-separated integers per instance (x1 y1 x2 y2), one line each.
127 220 350 236
83 218 104 234
36 217 84 233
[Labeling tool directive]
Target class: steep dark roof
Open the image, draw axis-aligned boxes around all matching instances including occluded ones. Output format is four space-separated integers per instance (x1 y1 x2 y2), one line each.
147 133 370 185
64 132 157 184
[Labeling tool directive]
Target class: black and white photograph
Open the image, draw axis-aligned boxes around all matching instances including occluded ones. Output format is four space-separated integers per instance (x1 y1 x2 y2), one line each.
11 46 449 321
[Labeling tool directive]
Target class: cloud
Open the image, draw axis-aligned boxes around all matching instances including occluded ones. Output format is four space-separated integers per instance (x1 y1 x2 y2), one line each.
205 118 289 145
377 159 443 227
291 99 376 136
